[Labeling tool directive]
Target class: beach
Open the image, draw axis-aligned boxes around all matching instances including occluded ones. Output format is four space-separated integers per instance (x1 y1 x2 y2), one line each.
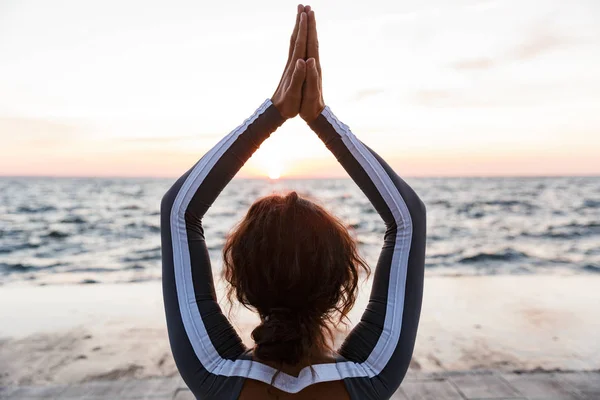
1 275 598 387
1 176 599 397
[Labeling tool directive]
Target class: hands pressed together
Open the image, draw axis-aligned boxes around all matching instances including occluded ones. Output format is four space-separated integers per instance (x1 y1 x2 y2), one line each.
271 4 325 123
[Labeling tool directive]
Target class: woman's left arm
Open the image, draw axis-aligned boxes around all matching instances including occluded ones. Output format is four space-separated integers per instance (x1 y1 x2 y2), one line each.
160 6 309 398
160 98 285 397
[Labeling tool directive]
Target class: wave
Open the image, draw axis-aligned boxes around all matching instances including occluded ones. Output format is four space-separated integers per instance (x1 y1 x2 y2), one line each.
585 248 600 256
16 205 57 213
121 205 142 210
60 216 87 224
0 241 42 253
565 222 600 230
456 200 537 217
427 251 456 259
523 222 600 239
1 262 60 273
134 247 161 254
127 277 155 283
1 263 35 272
483 200 535 208
428 200 452 208
582 264 600 273
426 235 445 242
44 230 70 239
124 222 160 233
117 190 144 198
459 249 529 264
582 200 600 209
63 267 117 274
61 265 148 274
211 210 237 218
121 254 160 262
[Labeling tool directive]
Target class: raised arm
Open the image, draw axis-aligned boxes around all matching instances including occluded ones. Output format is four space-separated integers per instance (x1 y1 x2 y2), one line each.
160 7 309 399
308 108 426 399
301 9 427 399
160 99 285 397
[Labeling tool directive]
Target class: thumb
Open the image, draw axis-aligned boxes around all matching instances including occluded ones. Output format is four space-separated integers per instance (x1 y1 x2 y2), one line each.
304 58 319 99
288 59 306 94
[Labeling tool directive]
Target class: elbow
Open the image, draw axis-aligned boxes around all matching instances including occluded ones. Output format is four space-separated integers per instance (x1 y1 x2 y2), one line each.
160 189 175 218
414 197 427 237
415 197 427 219
160 182 182 222
389 195 426 233
407 194 426 234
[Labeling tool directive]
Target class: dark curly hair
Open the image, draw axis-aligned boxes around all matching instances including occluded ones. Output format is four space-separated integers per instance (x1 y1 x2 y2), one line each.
222 190 370 376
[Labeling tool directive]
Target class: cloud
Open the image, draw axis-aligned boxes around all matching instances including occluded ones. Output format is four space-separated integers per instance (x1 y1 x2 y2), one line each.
450 24 571 71
353 88 385 101
411 81 588 108
412 89 455 105
451 58 496 71
114 133 225 150
0 117 80 147
509 30 566 61
120 134 220 143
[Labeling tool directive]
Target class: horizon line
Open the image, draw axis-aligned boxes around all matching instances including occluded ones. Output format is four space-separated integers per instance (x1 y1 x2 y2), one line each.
1 173 599 180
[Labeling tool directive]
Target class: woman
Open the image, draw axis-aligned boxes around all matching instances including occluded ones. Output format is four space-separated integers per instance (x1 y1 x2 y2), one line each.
161 5 426 399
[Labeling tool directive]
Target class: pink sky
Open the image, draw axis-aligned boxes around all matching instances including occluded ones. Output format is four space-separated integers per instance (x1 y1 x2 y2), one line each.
1 0 599 178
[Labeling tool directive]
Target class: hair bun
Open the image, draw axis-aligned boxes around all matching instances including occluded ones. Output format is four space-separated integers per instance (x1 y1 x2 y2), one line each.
252 308 307 365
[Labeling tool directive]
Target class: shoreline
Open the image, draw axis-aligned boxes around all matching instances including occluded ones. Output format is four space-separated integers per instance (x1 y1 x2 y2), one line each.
1 275 598 386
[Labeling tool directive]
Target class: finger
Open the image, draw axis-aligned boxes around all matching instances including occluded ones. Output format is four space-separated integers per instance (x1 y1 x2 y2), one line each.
287 5 304 63
307 10 322 78
304 5 311 12
276 5 304 96
288 59 307 95
290 12 308 64
304 58 320 100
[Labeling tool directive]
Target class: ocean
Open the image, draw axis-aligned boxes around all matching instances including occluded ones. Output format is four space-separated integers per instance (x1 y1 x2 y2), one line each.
1 176 599 286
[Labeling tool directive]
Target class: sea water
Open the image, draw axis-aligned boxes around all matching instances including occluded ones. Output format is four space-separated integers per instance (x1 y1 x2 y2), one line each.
1 176 598 285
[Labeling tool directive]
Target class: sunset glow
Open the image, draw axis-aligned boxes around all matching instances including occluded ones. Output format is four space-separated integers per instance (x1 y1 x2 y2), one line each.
0 0 599 178
252 135 288 179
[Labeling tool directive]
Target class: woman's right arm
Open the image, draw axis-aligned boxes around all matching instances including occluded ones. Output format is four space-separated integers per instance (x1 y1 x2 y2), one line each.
303 8 425 398
307 106 427 400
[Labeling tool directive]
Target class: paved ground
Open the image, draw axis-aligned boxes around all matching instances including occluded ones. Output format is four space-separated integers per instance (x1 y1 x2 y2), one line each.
1 370 598 399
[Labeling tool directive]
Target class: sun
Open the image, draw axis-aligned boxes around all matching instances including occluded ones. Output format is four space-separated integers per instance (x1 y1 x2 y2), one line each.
268 168 281 180
252 140 287 179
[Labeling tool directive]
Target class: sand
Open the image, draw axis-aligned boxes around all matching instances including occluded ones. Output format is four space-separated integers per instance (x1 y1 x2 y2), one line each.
1 275 599 386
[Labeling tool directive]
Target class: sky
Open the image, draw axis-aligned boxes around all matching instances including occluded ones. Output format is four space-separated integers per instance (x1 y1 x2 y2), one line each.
0 0 599 178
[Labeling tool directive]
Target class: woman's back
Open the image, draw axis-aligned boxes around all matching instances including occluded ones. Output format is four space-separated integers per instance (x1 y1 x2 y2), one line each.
240 379 350 400
239 353 351 400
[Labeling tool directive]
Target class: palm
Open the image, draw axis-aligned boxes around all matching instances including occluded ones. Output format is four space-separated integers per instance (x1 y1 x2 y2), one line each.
271 5 325 123
271 6 307 119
